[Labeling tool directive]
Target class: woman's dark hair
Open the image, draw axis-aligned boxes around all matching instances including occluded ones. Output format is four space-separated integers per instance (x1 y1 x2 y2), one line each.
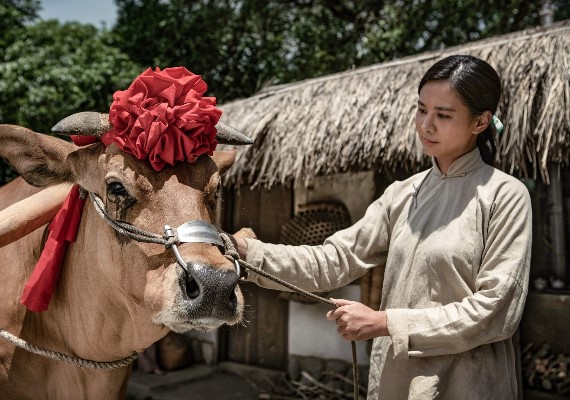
418 55 501 165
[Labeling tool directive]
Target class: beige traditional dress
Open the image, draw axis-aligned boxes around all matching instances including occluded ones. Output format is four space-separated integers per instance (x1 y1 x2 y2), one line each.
244 148 532 400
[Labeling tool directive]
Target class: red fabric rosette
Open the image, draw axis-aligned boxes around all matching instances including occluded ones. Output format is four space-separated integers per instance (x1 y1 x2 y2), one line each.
101 66 222 171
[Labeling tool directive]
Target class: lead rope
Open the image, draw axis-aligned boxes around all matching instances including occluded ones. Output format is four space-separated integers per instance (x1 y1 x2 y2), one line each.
219 233 361 400
0 329 139 370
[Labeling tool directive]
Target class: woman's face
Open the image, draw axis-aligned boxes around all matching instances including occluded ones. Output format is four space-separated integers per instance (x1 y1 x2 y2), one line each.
415 80 489 173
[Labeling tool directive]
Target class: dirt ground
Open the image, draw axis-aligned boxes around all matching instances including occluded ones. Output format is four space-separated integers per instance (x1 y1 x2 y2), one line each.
127 362 284 400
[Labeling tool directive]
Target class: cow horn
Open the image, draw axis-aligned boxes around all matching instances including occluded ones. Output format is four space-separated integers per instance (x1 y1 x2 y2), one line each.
215 122 254 145
51 112 111 137
52 112 254 145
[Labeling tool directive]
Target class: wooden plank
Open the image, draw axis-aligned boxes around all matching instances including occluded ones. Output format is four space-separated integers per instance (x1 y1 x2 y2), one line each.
256 285 288 369
224 282 258 364
221 185 292 370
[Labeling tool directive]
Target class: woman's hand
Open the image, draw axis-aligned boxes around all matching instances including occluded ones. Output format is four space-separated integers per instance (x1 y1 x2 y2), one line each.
230 234 249 260
326 298 389 341
222 227 256 260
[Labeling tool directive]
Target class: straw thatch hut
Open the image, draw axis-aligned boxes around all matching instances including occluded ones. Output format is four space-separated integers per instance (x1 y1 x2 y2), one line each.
215 20 570 399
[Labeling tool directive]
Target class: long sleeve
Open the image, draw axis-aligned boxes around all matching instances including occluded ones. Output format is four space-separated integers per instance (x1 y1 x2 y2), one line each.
243 184 395 292
387 179 532 359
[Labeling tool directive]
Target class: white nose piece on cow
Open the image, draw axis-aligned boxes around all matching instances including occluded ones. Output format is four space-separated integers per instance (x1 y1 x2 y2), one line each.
176 221 224 247
163 222 235 274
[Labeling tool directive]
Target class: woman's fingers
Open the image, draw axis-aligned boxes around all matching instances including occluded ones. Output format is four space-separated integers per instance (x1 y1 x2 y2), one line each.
326 300 388 340
326 298 359 321
329 298 356 307
326 309 338 320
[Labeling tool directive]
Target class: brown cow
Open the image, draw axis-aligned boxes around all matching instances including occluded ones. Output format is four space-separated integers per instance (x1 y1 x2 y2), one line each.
0 114 251 399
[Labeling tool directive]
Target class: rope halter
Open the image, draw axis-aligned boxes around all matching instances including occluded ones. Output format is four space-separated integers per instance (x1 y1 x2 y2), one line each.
89 190 239 276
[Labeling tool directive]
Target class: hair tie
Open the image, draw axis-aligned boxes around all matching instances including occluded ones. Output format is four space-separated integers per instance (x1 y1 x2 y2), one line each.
492 115 504 135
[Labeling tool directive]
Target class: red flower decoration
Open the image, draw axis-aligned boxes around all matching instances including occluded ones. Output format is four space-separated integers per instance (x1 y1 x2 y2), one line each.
101 67 222 171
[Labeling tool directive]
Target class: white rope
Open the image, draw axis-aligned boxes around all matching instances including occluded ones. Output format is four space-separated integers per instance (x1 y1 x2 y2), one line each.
0 329 139 370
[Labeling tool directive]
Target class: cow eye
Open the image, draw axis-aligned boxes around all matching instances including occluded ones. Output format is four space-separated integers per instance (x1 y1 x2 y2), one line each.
107 181 129 197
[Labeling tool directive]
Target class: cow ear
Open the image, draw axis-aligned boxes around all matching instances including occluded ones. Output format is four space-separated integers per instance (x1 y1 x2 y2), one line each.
211 150 236 175
0 125 78 187
65 142 103 191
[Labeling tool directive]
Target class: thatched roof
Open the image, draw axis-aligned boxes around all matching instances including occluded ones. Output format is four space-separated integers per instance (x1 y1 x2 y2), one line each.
219 20 570 188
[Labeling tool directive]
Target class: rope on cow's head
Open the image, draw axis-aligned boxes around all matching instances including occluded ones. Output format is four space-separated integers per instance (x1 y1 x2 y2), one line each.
88 191 178 247
88 190 240 277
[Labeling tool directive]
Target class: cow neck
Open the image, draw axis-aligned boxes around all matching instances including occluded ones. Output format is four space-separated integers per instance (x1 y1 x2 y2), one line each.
20 184 87 312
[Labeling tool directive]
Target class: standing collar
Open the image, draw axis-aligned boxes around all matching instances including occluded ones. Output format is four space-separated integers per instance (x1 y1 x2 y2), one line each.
431 147 486 178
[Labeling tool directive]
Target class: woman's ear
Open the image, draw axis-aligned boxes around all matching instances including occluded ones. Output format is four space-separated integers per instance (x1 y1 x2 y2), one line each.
473 111 493 135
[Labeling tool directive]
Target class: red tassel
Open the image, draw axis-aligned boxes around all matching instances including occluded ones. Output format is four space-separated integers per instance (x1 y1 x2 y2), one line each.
20 185 86 312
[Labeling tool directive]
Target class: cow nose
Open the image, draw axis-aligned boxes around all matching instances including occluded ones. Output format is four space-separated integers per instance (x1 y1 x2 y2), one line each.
183 262 239 319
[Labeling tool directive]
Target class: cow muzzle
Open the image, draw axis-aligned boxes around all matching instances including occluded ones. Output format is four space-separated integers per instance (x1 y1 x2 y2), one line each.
86 191 243 329
164 222 241 320
181 262 239 320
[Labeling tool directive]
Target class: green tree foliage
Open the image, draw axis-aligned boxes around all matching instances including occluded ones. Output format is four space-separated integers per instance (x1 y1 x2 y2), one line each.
111 0 569 102
111 0 376 101
0 0 40 54
0 5 143 183
0 20 142 132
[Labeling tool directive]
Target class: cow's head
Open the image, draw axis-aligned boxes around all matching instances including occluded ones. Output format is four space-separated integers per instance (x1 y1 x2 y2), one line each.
0 110 251 333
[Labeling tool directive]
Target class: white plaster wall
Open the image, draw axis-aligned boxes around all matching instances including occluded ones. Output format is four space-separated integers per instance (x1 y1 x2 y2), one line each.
288 285 371 364
289 171 376 364
295 171 375 223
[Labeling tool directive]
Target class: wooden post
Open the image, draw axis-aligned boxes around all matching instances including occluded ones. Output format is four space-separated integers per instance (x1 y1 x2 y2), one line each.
548 164 567 282
0 184 69 247
541 0 566 283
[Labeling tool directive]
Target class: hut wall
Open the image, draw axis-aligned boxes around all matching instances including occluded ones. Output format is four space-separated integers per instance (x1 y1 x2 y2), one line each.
525 165 570 284
218 184 293 370
219 171 376 370
288 171 375 365
518 165 570 400
294 171 376 223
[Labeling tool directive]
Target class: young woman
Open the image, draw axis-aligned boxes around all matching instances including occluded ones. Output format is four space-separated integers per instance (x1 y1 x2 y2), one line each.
231 55 532 400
